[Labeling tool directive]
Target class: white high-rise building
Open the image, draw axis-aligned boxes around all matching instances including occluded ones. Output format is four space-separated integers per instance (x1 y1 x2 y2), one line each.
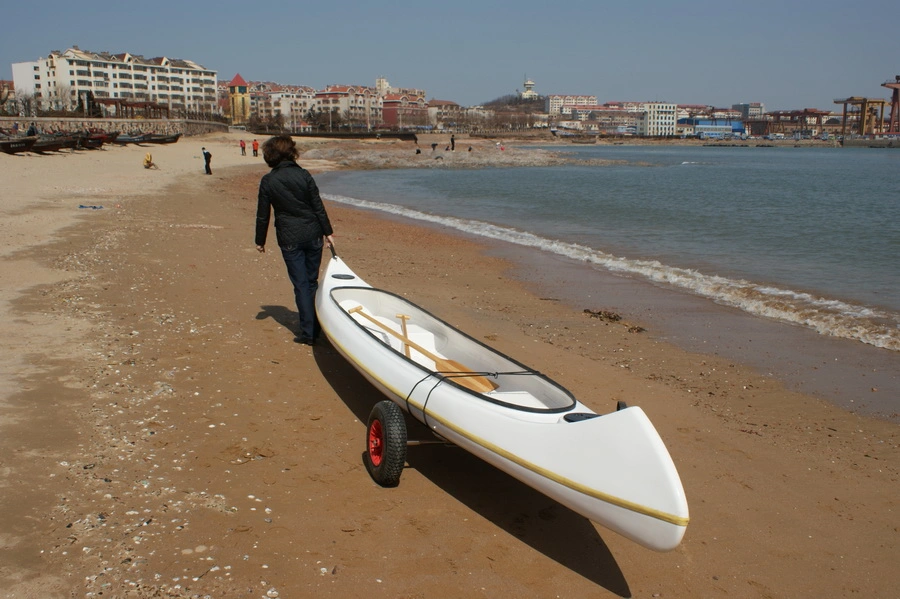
637 102 677 137
12 46 218 115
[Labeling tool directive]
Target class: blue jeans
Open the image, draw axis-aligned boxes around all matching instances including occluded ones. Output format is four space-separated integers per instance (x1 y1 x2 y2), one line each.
280 237 324 340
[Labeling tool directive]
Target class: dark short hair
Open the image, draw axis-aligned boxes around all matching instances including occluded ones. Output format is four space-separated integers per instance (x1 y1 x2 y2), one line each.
262 135 298 167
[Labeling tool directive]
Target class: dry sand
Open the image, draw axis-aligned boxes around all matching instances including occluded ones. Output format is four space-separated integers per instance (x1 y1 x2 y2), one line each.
1 133 898 598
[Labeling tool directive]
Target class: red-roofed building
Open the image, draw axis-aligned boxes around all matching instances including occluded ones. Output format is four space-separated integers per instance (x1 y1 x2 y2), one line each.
382 93 428 129
255 83 317 130
427 99 463 129
228 73 250 125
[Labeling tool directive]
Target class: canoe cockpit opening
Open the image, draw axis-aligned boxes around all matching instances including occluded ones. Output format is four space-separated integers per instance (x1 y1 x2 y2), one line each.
330 287 577 413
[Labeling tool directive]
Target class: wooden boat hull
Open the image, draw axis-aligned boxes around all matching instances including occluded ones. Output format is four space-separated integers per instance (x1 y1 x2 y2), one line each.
113 134 149 144
32 135 77 153
143 133 181 144
316 251 689 551
1 136 38 154
76 134 105 149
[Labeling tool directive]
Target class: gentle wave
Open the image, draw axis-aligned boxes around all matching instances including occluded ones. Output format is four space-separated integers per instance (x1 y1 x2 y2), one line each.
325 193 900 351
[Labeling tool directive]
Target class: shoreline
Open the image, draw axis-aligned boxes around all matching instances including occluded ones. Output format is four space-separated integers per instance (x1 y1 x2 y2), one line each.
1 137 898 597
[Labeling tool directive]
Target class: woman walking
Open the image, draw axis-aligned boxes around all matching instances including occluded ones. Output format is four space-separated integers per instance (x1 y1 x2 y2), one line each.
255 135 334 345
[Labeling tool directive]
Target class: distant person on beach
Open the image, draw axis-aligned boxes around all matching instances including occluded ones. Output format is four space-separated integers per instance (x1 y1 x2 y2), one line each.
202 147 212 174
255 135 334 346
26 122 37 136
12 122 18 135
240 139 246 156
252 139 259 157
143 152 158 169
451 134 455 151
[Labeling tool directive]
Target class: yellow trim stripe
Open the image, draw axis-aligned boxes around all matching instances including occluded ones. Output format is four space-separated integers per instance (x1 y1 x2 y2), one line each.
324 324 689 528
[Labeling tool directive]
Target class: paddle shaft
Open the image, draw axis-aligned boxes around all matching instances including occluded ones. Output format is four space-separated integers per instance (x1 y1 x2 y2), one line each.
396 314 412 358
347 306 497 393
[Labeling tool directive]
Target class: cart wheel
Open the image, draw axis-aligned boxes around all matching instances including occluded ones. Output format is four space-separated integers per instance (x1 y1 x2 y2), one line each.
364 400 407 487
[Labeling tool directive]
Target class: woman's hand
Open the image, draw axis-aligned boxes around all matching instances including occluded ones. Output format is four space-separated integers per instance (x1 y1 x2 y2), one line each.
256 245 265 253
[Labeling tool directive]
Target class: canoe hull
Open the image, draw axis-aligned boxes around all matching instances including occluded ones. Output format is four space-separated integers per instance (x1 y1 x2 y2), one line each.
316 252 689 551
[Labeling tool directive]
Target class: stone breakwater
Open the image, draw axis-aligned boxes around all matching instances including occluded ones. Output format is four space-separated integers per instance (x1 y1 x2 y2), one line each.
299 139 627 170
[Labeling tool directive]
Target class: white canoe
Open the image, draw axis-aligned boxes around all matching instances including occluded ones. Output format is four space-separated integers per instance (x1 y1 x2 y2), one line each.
315 248 689 552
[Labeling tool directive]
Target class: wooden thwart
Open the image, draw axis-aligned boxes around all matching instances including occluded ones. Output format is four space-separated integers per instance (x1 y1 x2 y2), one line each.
348 306 498 394
396 313 412 358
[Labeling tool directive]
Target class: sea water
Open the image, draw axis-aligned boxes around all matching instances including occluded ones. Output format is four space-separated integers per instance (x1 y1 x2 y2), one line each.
319 145 899 354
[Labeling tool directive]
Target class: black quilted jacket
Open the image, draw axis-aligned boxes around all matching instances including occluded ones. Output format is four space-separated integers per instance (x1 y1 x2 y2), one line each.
255 160 333 248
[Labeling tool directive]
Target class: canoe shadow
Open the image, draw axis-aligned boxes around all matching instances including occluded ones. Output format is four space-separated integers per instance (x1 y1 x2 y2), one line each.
313 338 631 597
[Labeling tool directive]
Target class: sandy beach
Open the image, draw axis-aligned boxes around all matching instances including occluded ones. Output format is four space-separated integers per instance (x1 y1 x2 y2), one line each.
1 132 897 598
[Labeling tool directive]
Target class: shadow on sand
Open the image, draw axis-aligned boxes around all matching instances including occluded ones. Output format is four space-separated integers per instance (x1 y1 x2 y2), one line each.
255 305 297 333
313 336 632 597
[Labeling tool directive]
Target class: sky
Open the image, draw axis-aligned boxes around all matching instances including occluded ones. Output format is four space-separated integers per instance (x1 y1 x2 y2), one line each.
3 0 899 112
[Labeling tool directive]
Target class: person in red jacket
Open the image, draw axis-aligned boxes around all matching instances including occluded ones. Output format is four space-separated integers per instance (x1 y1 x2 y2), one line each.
255 135 334 345
252 139 259 157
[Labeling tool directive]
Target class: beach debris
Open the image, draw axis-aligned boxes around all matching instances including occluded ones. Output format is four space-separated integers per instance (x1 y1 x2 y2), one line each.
78 204 104 209
583 308 621 322
584 308 646 333
170 223 225 229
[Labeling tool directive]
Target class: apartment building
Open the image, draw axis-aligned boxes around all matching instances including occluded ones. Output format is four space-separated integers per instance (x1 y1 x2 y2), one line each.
428 100 464 128
568 105 637 134
732 102 766 119
636 102 677 136
375 77 426 101
11 46 217 115
546 94 598 115
269 86 317 131
314 85 382 128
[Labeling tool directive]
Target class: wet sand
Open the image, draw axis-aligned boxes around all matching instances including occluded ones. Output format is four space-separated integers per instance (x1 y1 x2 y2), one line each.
1 134 898 598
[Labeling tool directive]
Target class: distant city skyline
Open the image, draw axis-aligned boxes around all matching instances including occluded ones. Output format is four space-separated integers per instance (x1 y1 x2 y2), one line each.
3 0 898 112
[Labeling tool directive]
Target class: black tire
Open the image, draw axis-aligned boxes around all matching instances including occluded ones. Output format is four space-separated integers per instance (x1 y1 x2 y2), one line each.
364 400 407 487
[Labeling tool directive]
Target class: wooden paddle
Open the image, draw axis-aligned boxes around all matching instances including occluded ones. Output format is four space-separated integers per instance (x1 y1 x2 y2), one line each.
348 306 498 394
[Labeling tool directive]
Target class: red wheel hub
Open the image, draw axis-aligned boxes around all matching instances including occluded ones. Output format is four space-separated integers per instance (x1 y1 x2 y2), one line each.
368 419 384 466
